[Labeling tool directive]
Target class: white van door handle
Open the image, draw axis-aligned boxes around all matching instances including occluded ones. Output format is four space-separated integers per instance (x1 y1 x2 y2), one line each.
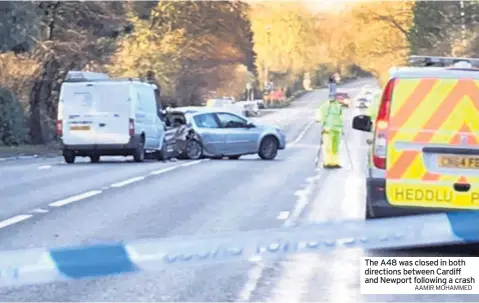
99 123 106 127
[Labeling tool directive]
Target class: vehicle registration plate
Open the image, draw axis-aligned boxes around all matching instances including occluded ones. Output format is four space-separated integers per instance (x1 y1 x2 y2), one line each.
70 125 90 131
437 155 479 169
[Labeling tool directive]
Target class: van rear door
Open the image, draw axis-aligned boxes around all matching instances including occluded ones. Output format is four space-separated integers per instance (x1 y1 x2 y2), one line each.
61 83 96 146
92 82 131 145
386 77 479 210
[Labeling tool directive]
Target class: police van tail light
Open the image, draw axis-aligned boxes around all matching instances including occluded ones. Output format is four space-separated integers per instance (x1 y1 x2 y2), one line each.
56 120 63 137
129 119 135 136
373 78 396 169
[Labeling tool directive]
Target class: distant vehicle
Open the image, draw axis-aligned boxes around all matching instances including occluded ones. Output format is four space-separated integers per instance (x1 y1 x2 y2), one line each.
169 107 286 160
360 85 374 95
352 55 479 220
356 97 369 108
336 92 351 107
206 98 246 116
57 71 167 164
235 100 260 117
255 99 266 109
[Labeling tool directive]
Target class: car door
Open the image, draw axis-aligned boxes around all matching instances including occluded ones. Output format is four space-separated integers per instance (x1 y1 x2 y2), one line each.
192 113 226 155
215 112 260 154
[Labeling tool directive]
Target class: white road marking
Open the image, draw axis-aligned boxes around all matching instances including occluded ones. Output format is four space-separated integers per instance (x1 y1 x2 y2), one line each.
268 254 318 303
276 211 290 220
49 190 103 207
268 165 367 302
38 165 52 170
290 120 315 146
30 208 49 213
239 168 324 301
110 176 145 188
181 159 209 167
284 173 322 227
0 214 33 229
238 262 266 302
268 173 338 302
18 155 38 159
150 166 179 175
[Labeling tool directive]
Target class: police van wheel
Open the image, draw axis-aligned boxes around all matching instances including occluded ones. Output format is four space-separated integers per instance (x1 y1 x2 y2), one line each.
259 136 278 160
133 141 145 162
63 151 75 164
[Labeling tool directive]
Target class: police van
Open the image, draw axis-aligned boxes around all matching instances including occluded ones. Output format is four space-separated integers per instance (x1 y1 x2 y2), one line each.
352 56 479 219
57 71 167 163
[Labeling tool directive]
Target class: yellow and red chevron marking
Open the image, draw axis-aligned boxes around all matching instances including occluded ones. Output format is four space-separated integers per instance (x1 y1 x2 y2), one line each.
386 78 479 184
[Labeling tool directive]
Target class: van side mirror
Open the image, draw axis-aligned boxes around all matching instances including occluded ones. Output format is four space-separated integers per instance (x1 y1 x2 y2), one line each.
352 115 372 132
246 122 255 128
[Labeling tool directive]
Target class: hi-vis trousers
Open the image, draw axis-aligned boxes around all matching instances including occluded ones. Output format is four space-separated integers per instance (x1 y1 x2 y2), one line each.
321 130 341 167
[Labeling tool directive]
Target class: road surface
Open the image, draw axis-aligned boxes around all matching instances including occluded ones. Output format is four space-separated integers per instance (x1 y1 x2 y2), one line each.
0 78 476 302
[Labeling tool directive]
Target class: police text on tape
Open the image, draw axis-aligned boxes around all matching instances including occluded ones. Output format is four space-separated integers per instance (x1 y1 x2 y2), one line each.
360 257 477 294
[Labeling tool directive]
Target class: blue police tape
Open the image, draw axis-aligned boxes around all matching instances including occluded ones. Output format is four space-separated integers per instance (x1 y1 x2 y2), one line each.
1 211 479 287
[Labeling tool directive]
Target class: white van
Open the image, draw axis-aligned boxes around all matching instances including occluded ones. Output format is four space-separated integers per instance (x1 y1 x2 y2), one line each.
57 71 167 163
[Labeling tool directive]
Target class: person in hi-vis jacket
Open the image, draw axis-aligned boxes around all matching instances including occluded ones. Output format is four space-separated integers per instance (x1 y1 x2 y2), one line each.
315 91 345 168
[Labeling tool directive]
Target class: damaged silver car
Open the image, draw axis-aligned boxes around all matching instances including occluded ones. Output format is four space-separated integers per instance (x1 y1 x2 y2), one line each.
165 107 286 160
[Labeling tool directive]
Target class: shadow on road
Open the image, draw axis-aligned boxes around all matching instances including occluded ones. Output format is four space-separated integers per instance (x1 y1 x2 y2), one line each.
371 242 479 257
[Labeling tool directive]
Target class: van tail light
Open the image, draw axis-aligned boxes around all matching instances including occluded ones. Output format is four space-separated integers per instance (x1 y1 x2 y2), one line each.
129 118 135 136
372 78 396 169
56 120 63 137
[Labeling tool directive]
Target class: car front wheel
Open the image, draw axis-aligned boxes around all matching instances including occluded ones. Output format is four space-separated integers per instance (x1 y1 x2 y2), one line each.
258 136 278 160
185 139 203 160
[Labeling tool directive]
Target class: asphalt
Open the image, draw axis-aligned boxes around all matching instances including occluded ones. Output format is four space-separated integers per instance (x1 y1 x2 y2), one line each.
1 78 477 302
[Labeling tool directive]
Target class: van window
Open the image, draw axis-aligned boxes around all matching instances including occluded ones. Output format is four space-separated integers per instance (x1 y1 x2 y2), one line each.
93 84 129 112
62 83 129 113
73 92 93 109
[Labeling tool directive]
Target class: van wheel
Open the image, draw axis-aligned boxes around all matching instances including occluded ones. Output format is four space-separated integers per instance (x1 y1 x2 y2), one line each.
133 141 145 162
258 136 278 160
157 140 169 161
185 139 203 160
90 155 100 163
63 151 75 164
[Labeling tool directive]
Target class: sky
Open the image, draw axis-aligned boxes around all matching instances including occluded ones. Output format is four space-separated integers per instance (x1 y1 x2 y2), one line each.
304 0 349 12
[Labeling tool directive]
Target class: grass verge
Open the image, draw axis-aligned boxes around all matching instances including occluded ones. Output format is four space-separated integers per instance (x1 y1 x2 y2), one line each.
0 142 61 158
